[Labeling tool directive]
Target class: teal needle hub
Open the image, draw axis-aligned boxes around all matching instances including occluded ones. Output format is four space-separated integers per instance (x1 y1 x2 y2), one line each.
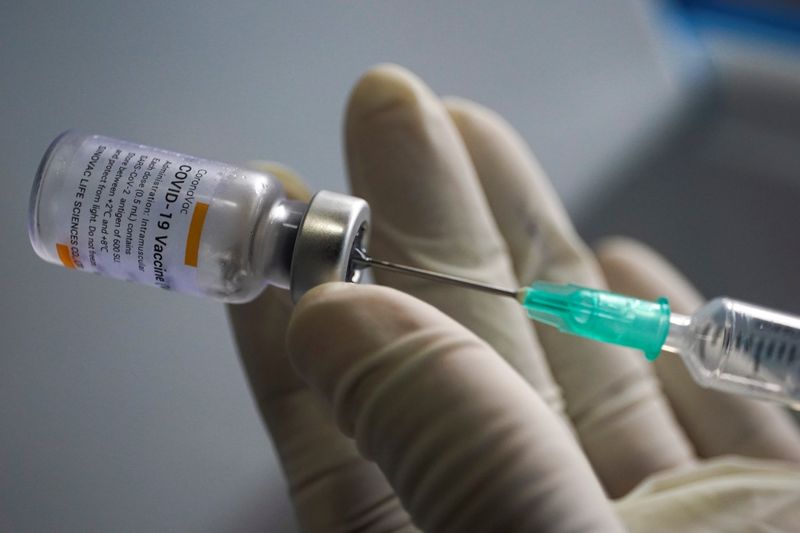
518 282 671 360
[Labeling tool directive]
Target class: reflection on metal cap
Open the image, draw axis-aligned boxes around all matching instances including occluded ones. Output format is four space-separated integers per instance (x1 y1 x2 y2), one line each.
289 191 370 302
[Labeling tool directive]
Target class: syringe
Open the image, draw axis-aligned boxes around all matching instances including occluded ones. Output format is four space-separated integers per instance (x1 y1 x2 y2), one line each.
352 252 800 410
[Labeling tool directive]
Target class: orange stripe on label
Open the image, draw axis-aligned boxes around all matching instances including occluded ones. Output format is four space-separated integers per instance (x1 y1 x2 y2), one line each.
184 202 209 267
57 243 76 269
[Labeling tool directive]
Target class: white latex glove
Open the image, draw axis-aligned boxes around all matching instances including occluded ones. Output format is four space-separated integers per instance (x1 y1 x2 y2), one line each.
228 64 800 532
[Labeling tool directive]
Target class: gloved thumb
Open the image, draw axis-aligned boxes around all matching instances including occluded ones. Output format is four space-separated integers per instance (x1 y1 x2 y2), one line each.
287 282 623 532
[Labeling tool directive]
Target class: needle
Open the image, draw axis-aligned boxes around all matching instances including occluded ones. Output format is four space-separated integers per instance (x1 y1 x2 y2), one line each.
350 249 519 299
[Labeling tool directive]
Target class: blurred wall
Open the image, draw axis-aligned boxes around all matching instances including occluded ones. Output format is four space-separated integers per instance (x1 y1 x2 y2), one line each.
578 15 800 314
0 2 684 531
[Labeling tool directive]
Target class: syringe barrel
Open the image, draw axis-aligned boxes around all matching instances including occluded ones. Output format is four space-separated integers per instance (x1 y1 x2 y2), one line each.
674 297 800 408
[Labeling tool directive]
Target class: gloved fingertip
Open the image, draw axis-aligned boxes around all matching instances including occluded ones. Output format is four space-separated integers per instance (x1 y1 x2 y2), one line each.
287 281 358 361
594 236 654 265
287 282 428 400
594 237 646 281
347 63 436 122
594 236 685 291
444 96 531 154
444 96 502 131
441 95 479 115
594 236 703 312
246 160 312 202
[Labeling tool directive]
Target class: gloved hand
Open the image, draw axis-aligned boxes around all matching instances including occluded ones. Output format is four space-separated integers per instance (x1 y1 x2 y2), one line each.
228 64 800 532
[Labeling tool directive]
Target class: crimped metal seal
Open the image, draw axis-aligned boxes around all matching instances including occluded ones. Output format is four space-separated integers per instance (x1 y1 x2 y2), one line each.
289 191 370 302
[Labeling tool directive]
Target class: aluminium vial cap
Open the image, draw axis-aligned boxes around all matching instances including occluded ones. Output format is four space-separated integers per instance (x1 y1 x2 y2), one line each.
289 191 370 303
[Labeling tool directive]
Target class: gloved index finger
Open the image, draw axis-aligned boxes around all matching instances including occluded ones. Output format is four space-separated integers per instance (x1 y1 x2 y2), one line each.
345 64 563 413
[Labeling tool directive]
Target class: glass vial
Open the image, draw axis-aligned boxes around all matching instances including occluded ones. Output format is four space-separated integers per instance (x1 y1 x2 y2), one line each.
28 131 370 303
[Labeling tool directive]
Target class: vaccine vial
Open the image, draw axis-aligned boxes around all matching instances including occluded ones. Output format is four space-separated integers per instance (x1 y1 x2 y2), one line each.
28 131 370 303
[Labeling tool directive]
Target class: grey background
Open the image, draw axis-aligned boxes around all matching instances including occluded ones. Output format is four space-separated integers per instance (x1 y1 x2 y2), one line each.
2 1 797 532
579 30 800 315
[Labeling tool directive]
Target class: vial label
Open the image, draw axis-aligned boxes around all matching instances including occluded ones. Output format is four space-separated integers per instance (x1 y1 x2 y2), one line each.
46 134 229 294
